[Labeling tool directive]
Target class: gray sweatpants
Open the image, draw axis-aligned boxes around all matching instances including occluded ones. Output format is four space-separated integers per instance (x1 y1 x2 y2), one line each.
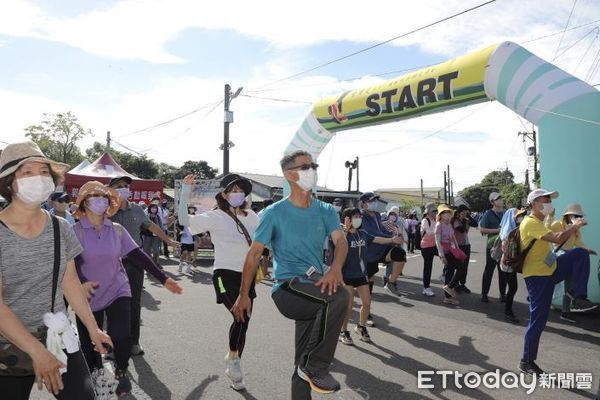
272 277 348 400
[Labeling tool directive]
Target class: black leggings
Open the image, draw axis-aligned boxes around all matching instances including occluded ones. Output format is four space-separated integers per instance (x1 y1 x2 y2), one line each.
481 247 507 297
503 271 518 315
220 293 253 357
0 351 95 400
407 233 416 252
421 246 438 288
77 296 132 371
443 252 466 298
458 245 471 286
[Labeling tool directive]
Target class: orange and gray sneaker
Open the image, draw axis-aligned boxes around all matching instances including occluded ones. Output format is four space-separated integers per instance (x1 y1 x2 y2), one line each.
297 365 340 394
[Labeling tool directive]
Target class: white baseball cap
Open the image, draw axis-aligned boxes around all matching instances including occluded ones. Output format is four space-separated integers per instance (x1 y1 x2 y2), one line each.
488 192 502 202
527 188 558 204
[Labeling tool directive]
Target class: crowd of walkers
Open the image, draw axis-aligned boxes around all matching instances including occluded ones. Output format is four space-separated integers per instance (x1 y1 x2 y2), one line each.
0 142 598 400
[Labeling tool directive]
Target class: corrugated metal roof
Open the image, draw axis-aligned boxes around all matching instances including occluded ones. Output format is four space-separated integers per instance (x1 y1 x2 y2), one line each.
236 172 331 191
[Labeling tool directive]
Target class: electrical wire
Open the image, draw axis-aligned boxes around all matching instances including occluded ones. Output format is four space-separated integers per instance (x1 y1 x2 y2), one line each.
554 0 578 60
239 94 312 104
553 26 599 61
360 102 491 158
114 99 223 139
248 0 497 92
573 29 599 73
170 100 224 141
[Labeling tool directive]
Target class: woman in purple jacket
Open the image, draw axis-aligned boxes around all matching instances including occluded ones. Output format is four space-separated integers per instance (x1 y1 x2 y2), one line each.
72 181 182 396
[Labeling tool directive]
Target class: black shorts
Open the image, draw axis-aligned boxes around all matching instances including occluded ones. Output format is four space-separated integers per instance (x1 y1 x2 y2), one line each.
366 246 407 278
343 276 369 288
181 243 195 252
212 269 256 304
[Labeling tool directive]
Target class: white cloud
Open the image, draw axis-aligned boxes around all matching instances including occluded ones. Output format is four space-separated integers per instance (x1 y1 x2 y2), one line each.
1 0 598 63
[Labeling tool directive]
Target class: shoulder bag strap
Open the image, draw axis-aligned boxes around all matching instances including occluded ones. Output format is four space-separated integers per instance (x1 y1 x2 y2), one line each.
50 214 61 313
225 211 252 247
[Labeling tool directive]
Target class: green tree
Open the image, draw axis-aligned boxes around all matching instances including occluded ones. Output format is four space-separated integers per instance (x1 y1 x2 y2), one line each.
174 161 218 180
118 153 159 179
25 112 90 166
458 184 496 212
500 183 529 209
481 169 514 187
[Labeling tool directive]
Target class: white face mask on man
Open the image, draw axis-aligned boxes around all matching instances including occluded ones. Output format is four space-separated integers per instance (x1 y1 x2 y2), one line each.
540 203 555 216
16 176 55 206
296 169 317 191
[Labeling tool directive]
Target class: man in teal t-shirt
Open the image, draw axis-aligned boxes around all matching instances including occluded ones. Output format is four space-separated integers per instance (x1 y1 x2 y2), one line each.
233 150 348 399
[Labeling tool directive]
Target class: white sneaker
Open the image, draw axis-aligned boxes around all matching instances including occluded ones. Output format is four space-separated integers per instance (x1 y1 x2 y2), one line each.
185 264 193 274
422 287 435 297
225 355 244 388
178 263 184 273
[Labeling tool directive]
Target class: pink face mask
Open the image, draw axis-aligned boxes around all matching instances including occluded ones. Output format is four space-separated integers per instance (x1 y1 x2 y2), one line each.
228 192 246 208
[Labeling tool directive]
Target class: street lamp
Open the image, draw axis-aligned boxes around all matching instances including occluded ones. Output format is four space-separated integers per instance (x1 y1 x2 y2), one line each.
223 84 243 175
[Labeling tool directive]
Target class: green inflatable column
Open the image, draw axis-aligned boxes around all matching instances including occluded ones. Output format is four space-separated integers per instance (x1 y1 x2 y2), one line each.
485 42 600 304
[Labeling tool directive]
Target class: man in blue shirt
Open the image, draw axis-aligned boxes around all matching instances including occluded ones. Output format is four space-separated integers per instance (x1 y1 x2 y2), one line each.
359 192 406 301
232 150 348 399
479 191 507 303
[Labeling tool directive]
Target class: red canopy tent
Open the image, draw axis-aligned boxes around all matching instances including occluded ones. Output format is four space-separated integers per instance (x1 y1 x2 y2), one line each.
64 153 163 203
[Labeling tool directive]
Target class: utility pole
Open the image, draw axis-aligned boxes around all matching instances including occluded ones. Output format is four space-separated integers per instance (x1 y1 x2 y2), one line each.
518 126 538 186
106 131 111 152
355 157 360 192
222 84 243 175
443 171 448 203
447 165 451 204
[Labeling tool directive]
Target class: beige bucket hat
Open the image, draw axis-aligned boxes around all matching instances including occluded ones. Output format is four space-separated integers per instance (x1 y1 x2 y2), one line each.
0 141 69 178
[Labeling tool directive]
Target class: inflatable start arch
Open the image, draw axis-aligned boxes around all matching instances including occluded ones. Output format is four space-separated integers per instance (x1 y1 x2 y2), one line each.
286 41 600 303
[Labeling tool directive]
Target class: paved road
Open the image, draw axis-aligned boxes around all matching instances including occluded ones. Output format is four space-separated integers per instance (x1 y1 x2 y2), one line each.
31 230 599 400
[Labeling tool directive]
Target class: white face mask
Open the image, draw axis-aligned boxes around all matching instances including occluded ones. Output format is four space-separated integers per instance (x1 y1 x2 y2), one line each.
16 176 55 206
333 205 342 213
351 218 362 229
296 169 317 192
541 203 555 216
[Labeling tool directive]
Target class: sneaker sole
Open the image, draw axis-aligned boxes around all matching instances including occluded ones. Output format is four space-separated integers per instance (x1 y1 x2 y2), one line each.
230 381 246 391
570 305 599 313
297 367 338 394
442 286 457 298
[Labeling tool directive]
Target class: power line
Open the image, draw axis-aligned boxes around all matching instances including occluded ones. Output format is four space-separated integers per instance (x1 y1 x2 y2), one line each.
171 100 224 141
245 64 437 94
521 19 600 44
114 99 222 139
248 0 497 91
239 94 313 104
554 0 578 60
574 29 599 73
360 102 491 158
553 26 599 61
246 20 600 97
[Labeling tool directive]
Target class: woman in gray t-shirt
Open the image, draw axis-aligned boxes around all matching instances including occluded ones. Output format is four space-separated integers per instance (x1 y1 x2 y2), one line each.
0 141 113 399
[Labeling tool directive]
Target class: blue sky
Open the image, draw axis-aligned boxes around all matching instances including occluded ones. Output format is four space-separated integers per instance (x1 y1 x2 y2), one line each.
1 0 598 192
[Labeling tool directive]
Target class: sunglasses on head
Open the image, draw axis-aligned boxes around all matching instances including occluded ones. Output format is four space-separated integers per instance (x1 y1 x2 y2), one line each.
287 162 319 171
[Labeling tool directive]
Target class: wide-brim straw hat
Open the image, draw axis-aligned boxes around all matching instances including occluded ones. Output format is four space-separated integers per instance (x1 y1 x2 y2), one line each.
0 141 69 178
437 204 454 215
74 181 121 218
563 203 585 217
